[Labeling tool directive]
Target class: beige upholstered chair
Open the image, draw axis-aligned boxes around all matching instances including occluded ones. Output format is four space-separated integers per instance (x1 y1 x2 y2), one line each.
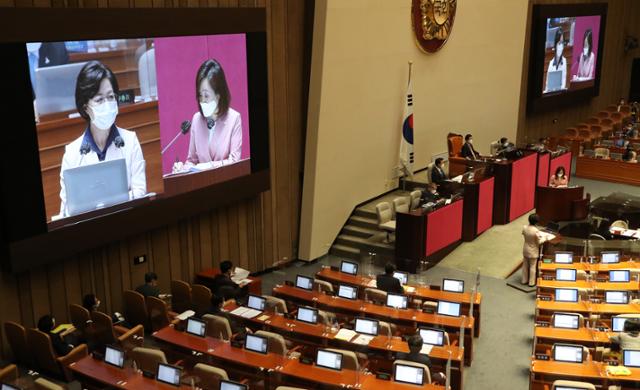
192 363 229 389
551 380 595 390
426 163 435 184
202 314 232 341
611 220 629 230
131 347 167 373
313 279 334 294
170 280 192 314
393 359 431 384
34 378 65 390
490 141 501 155
317 310 337 326
375 202 396 242
392 197 410 216
255 330 288 355
364 288 387 305
191 284 213 316
378 321 397 337
326 348 359 371
594 147 610 159
409 190 422 210
265 295 288 314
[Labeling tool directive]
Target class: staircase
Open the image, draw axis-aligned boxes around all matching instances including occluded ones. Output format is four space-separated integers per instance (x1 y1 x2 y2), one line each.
329 205 396 261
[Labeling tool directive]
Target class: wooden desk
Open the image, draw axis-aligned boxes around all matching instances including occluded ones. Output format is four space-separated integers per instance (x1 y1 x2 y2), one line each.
536 279 640 293
534 326 613 346
538 260 640 275
530 359 640 389
195 268 262 296
536 299 640 319
315 267 482 336
575 155 640 186
535 186 585 223
69 355 192 389
163 159 251 197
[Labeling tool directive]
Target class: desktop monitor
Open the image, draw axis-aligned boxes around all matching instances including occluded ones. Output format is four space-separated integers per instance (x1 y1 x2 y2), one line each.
157 363 182 387
355 318 379 336
605 291 628 304
556 268 577 282
437 301 461 317
612 316 628 332
601 251 620 264
219 380 248 390
186 317 206 337
295 275 314 291
104 345 125 368
386 293 408 309
337 284 358 300
64 159 129 217
340 260 358 275
419 328 446 346
247 294 266 311
296 306 318 324
555 387 594 390
553 344 584 363
1 385 21 390
553 313 580 329
316 349 343 371
554 252 574 264
244 334 268 354
623 349 640 367
393 363 426 386
609 270 630 283
393 271 409 286
442 279 464 293
555 288 578 302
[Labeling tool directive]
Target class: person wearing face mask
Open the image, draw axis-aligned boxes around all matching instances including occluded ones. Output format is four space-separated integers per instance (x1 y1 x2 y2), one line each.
573 29 596 82
82 293 101 313
421 183 441 204
37 315 74 357
173 59 242 173
549 166 568 188
57 61 147 219
461 134 479 160
430 157 448 184
545 28 567 93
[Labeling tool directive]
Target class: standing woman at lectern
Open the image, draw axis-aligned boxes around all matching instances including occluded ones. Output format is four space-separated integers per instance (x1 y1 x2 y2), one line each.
548 166 568 188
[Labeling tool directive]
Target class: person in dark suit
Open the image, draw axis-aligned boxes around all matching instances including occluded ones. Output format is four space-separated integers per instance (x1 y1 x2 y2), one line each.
82 293 101 313
421 183 441 204
38 42 69 68
430 158 448 184
135 272 161 298
37 315 74 357
376 263 403 294
460 134 479 160
397 334 446 384
207 295 247 336
211 260 247 301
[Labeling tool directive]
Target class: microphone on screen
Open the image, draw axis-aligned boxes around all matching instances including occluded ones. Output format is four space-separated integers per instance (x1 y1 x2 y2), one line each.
78 142 90 166
207 118 216 130
161 120 191 155
114 135 125 159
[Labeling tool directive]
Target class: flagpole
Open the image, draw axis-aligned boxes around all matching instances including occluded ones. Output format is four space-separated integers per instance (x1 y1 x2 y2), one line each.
403 61 413 191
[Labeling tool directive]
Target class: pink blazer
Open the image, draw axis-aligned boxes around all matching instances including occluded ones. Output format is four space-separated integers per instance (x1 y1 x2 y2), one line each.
187 108 242 166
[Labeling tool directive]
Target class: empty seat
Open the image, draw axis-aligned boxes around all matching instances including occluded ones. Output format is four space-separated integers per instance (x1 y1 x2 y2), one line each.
34 378 65 390
317 310 337 326
610 152 623 160
69 304 94 345
409 190 422 210
596 111 610 119
191 284 213 316
264 295 288 314
587 117 600 125
583 149 595 157
4 321 31 365
146 296 174 332
130 347 167 373
255 330 288 355
565 128 578 138
0 364 18 383
375 202 396 242
325 348 360 371
170 280 192 314
123 290 149 330
313 279 334 294
91 311 144 351
551 380 595 390
364 288 387 305
202 314 232 341
393 359 431 384
392 197 410 215
192 363 229 389
377 321 397 337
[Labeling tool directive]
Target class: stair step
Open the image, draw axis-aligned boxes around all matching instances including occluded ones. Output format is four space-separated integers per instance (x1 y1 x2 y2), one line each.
336 234 395 254
329 244 361 260
353 207 377 219
342 224 377 238
349 215 378 229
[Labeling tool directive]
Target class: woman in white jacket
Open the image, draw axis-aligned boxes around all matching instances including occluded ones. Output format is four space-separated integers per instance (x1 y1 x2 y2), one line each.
57 60 146 218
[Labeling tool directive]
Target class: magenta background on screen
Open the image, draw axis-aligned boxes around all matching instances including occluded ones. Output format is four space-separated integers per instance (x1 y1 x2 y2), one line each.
155 34 250 175
571 15 601 77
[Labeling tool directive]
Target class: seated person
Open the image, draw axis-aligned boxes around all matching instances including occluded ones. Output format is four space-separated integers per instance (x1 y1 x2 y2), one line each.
608 318 640 359
531 137 548 152
460 134 479 160
135 272 161 298
548 166 568 188
82 293 101 313
421 183 441 204
397 334 446 384
430 158 448 184
207 295 247 336
37 315 74 357
617 98 626 112
623 145 636 162
376 263 404 294
210 260 247 301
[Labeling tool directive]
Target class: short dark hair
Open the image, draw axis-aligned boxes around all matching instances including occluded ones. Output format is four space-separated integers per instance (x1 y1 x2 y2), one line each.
145 272 158 284
583 29 593 56
435 157 444 165
554 28 564 49
196 59 231 118
220 260 234 274
500 137 508 144
210 294 224 309
385 263 396 275
75 60 119 121
555 166 565 176
82 294 97 311
624 318 640 334
464 134 473 141
528 213 540 225
408 334 423 351
37 315 54 333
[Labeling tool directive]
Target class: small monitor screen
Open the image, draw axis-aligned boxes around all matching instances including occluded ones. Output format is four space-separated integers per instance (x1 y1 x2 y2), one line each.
316 349 343 370
394 363 425 386
610 270 630 283
245 334 268 354
605 291 628 304
554 252 573 264
296 306 318 324
553 313 580 329
601 251 620 264
157 363 181 386
612 316 628 332
623 349 640 367
437 301 461 317
419 328 445 346
442 279 464 293
386 293 408 309
355 318 379 336
296 275 314 291
219 380 248 390
340 261 358 275
556 268 577 282
337 284 357 300
555 288 578 302
104 345 125 368
247 294 266 311
393 271 409 285
553 344 584 363
555 387 592 390
1 385 21 390
186 318 206 337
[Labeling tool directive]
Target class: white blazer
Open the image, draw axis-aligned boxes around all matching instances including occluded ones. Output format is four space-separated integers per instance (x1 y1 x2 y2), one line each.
58 127 147 218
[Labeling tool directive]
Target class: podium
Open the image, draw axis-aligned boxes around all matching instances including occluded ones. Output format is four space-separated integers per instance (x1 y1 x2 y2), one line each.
535 185 586 223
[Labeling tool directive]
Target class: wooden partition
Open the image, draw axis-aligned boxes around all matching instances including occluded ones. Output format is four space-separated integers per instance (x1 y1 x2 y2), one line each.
0 0 310 360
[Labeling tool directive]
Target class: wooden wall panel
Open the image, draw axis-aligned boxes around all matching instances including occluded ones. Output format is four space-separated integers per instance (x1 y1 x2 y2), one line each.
0 0 308 360
517 0 640 143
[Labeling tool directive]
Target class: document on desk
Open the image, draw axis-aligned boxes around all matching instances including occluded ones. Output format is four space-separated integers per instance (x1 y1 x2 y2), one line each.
404 286 416 293
367 279 377 288
538 231 556 242
352 334 374 345
175 310 196 321
334 328 358 342
231 267 251 284
230 306 262 319
451 175 463 183
420 344 434 355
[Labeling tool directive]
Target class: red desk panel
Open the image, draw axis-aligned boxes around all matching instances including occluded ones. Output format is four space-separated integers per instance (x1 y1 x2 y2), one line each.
509 153 537 221
549 151 572 185
537 153 550 187
426 199 463 256
477 178 494 235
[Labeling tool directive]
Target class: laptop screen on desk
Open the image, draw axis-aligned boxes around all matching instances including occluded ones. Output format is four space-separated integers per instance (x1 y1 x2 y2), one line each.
553 313 580 329
393 271 409 285
623 349 640 367
386 293 408 309
1 384 21 390
442 279 464 293
186 317 206 337
247 294 266 311
104 345 125 368
601 251 620 264
157 363 181 386
316 349 342 370
419 328 445 346
610 270 630 282
297 306 318 324
337 284 357 300
556 268 577 282
555 288 578 302
340 261 358 275
355 318 379 336
553 344 583 363
245 334 268 354
554 252 573 264
612 316 628 332
605 291 628 304
437 301 461 317
555 387 593 390
394 363 425 386
296 275 314 291
219 380 248 390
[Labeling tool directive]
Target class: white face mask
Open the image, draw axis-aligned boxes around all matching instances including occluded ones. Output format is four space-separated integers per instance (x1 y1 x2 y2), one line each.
200 100 218 118
556 43 564 58
88 101 118 130
583 47 589 57
26 42 42 53
468 139 473 144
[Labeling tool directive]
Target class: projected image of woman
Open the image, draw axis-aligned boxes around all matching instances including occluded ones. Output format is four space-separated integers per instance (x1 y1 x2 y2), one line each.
173 59 242 173
544 28 567 93
572 29 595 82
57 60 147 218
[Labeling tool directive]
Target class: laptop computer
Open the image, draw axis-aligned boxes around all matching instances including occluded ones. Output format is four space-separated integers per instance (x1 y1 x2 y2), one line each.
337 284 357 300
316 349 343 371
295 275 314 291
547 70 563 92
393 271 409 286
246 294 266 311
104 345 125 368
555 288 578 302
245 334 268 354
605 291 629 304
553 313 580 329
556 269 577 282
34 61 87 115
296 306 318 324
554 252 573 264
156 363 182 387
442 279 464 293
340 260 358 275
553 344 584 363
419 328 446 346
437 301 461 317
601 251 620 264
1 384 21 390
623 349 640 367
186 317 206 337
386 293 408 309
394 363 426 386
610 270 630 283
612 316 628 332
219 380 248 390
63 158 129 217
355 318 379 336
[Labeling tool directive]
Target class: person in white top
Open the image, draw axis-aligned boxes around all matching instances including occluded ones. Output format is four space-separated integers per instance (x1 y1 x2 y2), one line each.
544 28 567 93
521 214 549 286
57 61 146 219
